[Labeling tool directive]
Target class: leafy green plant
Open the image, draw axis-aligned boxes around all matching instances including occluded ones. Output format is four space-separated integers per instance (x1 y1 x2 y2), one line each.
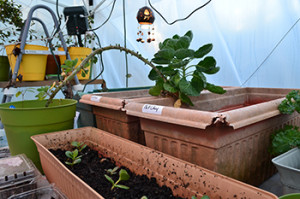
71 141 87 152
41 32 223 108
140 196 148 199
104 169 130 190
278 90 300 115
0 0 23 48
65 149 82 167
34 58 89 101
270 125 300 156
148 30 226 106
106 166 119 175
16 88 35 101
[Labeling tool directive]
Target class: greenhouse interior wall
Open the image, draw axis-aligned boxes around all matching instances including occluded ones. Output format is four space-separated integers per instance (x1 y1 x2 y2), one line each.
1 0 300 101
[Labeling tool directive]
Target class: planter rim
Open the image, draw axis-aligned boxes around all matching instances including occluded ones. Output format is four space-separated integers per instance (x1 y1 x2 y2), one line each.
125 94 284 130
80 89 157 111
0 99 77 111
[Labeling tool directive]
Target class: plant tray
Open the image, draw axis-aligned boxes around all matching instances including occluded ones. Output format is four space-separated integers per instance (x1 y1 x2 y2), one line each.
125 87 300 185
272 148 300 191
0 154 41 198
31 127 278 199
7 184 67 199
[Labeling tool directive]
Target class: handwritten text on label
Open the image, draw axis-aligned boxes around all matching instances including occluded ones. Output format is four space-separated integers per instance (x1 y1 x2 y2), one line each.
142 104 164 115
90 95 102 102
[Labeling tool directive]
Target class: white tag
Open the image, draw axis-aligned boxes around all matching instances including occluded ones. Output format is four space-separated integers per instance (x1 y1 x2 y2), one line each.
90 95 102 102
142 104 164 115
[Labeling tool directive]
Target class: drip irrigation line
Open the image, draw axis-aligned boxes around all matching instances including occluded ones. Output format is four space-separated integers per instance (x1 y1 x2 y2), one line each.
148 0 212 25
123 0 129 88
88 0 116 31
82 30 105 92
241 16 300 86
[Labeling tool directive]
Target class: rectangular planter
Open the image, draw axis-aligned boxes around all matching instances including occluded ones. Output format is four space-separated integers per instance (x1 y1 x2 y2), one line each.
125 87 300 186
80 89 157 145
31 127 278 199
272 148 300 192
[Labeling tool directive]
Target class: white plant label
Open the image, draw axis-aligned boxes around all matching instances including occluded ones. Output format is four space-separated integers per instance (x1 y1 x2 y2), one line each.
90 95 102 102
142 104 164 115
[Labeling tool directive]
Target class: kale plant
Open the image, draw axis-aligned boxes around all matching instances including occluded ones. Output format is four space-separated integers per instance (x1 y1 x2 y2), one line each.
270 125 300 156
278 90 300 115
148 30 226 106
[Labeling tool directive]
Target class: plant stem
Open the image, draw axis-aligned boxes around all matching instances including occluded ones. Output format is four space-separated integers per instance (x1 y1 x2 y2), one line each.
182 65 186 78
45 45 167 107
111 178 121 190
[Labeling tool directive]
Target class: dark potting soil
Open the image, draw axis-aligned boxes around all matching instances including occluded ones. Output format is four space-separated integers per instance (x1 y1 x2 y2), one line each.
50 146 184 199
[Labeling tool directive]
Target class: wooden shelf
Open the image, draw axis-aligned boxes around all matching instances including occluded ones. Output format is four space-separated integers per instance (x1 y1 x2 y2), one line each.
0 79 105 88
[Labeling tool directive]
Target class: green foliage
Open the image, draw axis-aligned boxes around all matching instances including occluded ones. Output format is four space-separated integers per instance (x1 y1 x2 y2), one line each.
148 30 226 106
106 166 119 175
104 169 130 190
71 141 87 152
140 196 148 199
191 195 210 199
65 149 82 167
0 0 23 45
15 88 35 100
278 90 300 115
270 125 300 156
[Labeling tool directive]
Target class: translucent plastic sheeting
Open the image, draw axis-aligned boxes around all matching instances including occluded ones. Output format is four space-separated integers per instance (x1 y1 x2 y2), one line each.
3 0 300 94
93 0 300 89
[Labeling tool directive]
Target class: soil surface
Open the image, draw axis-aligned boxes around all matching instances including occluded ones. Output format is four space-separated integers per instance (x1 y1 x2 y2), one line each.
50 146 183 199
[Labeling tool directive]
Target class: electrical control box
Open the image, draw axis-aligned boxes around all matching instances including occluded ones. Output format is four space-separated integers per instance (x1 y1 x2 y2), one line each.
63 6 88 36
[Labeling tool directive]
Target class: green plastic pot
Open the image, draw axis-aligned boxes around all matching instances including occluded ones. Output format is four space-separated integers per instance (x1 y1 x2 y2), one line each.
0 55 10 81
279 193 300 199
0 99 77 171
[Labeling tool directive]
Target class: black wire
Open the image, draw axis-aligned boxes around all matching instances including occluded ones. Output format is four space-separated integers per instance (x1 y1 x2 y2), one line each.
88 0 117 31
148 0 212 25
123 0 129 88
82 30 105 92
241 16 300 86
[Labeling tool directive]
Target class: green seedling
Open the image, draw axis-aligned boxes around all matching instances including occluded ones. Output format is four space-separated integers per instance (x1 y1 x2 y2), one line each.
191 196 210 199
65 149 82 167
71 141 87 152
104 169 130 190
106 166 119 175
141 196 148 199
16 88 35 108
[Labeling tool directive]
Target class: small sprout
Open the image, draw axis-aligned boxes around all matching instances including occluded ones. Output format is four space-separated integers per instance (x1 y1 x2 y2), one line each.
71 141 87 152
106 166 119 175
191 196 210 199
104 169 130 190
141 196 148 199
65 149 82 167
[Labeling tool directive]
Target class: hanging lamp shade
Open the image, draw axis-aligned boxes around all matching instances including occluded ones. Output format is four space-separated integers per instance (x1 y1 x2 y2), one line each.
136 6 155 25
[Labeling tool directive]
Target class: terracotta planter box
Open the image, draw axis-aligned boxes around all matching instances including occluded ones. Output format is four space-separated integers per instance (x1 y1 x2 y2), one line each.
125 87 300 186
31 127 277 199
80 89 157 145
